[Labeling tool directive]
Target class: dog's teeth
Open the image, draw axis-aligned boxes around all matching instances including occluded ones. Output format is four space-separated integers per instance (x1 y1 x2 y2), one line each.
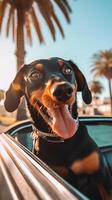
35 99 53 126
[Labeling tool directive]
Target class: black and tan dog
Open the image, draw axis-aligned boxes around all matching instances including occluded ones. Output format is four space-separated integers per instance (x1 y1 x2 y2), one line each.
4 58 112 200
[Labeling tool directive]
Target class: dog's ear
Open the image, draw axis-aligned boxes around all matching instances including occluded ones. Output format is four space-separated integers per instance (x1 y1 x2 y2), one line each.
69 60 92 104
4 65 27 112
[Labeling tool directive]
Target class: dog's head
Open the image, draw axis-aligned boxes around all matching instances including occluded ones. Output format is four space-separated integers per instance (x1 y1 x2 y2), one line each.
4 58 92 139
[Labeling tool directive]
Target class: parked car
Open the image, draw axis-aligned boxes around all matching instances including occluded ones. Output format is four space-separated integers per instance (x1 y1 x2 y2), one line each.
0 116 112 200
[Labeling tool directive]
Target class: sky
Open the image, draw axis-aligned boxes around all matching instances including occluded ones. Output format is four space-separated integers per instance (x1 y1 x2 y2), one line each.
0 0 112 99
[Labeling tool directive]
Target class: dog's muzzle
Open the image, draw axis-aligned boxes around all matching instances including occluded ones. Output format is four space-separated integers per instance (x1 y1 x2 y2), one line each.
51 82 73 102
34 81 77 140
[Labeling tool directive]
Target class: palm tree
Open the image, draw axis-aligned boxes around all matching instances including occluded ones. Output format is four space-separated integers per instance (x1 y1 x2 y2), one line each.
89 80 104 115
0 0 72 120
91 49 112 115
89 80 104 97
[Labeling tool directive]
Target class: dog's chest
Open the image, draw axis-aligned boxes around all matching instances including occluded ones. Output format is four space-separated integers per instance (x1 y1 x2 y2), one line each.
35 138 74 178
36 138 72 165
33 126 87 166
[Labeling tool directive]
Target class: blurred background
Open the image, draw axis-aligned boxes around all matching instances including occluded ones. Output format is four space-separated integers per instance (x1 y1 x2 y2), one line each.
0 0 112 127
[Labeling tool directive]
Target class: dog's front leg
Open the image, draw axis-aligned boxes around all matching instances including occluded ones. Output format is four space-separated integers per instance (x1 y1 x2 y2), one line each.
70 151 112 200
70 151 100 174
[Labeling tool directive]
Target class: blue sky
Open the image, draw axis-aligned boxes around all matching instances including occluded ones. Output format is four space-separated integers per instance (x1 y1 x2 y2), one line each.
0 0 112 98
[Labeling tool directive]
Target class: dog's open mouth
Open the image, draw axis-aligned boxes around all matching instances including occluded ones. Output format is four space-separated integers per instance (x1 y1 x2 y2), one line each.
36 100 77 139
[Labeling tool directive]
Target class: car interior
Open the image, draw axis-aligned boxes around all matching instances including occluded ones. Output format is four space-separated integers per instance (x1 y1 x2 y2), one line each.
5 117 112 199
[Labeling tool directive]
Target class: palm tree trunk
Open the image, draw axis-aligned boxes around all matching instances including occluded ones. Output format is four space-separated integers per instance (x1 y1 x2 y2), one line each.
15 9 27 120
16 9 26 69
108 79 112 115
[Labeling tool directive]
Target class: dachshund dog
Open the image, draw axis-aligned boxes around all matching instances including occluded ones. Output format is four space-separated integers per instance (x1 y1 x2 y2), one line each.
4 58 112 200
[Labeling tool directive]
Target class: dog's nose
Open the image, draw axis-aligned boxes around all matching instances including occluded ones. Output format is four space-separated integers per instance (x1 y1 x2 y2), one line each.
53 83 73 101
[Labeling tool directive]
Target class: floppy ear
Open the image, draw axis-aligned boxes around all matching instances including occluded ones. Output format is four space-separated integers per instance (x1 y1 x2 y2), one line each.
4 65 27 112
68 60 92 104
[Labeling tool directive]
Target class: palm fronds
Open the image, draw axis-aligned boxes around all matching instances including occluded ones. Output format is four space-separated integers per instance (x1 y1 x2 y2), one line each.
30 7 44 43
0 0 72 43
53 0 71 22
89 80 104 95
91 49 112 79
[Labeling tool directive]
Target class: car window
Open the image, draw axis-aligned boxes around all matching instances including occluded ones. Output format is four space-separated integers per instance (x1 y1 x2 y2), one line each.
12 130 33 151
87 125 112 147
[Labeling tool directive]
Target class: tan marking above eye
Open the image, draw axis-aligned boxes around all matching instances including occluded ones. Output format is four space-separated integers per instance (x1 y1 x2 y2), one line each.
70 151 100 175
35 63 44 70
57 59 64 66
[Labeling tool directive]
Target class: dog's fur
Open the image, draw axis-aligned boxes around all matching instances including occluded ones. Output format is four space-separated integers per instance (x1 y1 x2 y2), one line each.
4 58 112 200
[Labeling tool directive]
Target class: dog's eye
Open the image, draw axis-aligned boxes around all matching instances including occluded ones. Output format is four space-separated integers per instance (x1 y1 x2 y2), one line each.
30 71 43 80
62 67 73 75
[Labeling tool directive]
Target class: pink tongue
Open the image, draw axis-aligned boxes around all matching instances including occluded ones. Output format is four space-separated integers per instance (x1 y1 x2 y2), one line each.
49 105 77 139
